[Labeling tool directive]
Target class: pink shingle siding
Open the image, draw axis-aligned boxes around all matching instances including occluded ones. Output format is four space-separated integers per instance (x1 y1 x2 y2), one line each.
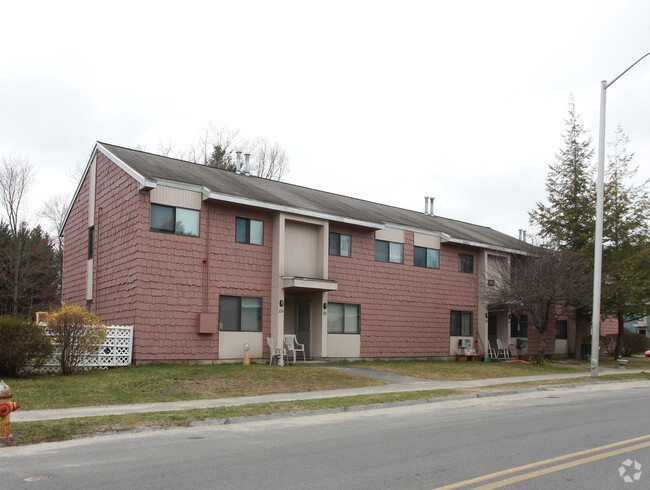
328 225 478 358
63 153 274 362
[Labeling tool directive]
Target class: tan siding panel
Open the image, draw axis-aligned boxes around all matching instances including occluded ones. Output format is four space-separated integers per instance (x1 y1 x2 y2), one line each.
327 334 361 358
285 221 319 277
218 331 263 359
150 186 202 210
375 228 404 243
414 233 440 249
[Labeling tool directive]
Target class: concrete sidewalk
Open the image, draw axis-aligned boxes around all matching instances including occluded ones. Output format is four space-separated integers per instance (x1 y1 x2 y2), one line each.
12 366 645 423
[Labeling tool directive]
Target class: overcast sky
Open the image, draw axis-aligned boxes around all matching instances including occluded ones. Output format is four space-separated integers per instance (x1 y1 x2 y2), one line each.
1 0 649 239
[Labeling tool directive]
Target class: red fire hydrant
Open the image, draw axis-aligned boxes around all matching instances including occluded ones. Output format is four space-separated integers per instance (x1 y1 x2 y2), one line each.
0 380 20 439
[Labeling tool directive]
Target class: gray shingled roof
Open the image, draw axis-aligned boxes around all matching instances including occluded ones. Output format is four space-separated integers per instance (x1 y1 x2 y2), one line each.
99 142 527 252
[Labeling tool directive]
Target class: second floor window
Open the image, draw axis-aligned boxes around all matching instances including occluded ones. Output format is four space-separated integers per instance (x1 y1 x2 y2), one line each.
458 253 474 273
414 246 439 269
236 217 264 245
375 240 404 263
329 232 351 257
150 204 200 237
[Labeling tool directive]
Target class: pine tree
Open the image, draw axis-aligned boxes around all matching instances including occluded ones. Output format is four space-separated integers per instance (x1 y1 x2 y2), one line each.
530 96 595 257
601 125 650 357
529 97 596 356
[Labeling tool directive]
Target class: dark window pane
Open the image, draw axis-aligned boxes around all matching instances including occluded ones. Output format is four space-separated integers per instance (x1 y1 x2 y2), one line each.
236 217 247 243
414 246 426 267
329 232 340 256
451 310 472 336
219 296 240 331
88 226 94 260
375 240 388 262
459 254 474 273
151 204 175 233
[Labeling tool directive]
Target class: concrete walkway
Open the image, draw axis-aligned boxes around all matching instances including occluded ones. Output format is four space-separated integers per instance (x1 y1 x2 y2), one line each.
12 366 645 423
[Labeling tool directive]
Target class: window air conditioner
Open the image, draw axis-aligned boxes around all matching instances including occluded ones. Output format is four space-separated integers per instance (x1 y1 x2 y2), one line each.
458 338 472 348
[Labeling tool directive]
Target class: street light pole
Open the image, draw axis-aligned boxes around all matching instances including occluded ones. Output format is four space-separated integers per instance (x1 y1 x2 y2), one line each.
590 51 650 378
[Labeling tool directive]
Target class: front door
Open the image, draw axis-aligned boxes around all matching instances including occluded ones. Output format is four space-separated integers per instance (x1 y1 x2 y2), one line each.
297 303 311 358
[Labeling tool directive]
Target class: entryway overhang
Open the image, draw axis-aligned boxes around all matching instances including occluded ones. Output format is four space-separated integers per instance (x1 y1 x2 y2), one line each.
281 276 338 294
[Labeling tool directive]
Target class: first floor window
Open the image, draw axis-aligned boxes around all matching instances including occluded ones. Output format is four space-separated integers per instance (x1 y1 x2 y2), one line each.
414 246 439 268
510 314 528 338
329 232 351 257
375 240 404 263
88 226 95 259
219 295 262 331
450 311 472 336
450 310 473 336
458 253 474 273
556 319 568 339
327 303 360 334
150 203 200 237
236 217 264 245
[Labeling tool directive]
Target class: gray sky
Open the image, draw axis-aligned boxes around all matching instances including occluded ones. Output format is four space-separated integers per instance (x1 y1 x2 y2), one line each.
1 0 649 239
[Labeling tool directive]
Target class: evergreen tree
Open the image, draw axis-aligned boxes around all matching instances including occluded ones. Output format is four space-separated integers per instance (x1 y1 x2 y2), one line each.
601 125 650 356
530 96 595 257
529 97 596 354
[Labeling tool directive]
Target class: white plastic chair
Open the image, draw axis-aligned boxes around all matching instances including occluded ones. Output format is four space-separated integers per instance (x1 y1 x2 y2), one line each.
283 334 306 363
266 337 286 365
486 340 498 359
496 339 511 358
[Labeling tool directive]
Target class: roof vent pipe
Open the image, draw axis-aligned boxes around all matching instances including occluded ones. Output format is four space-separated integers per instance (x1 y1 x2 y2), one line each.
244 153 251 176
424 196 429 215
429 197 435 216
235 151 242 174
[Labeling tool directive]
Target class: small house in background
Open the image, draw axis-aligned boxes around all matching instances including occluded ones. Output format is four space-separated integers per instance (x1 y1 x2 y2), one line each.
625 314 649 337
61 142 616 363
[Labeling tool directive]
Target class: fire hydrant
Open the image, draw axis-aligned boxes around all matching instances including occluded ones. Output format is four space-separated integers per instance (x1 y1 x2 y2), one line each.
0 380 20 439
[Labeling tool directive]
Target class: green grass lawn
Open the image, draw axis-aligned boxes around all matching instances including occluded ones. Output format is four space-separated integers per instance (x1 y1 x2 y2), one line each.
5 363 384 410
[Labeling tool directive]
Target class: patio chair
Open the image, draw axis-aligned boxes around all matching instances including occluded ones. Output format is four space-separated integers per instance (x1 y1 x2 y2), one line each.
486 340 498 360
283 334 306 363
266 337 287 365
496 339 511 359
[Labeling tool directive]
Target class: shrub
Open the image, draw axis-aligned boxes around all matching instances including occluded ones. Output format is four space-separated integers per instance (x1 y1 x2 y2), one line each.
620 332 650 356
601 332 650 357
0 315 53 377
47 302 107 375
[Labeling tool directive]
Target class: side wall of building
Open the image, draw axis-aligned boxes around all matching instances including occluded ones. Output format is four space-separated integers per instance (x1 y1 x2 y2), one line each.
62 150 141 328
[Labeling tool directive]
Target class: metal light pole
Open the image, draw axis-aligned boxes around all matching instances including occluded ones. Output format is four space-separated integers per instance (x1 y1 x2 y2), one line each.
590 51 650 378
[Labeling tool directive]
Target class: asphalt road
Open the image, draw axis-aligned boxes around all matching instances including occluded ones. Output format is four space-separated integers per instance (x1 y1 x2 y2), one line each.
2 381 649 489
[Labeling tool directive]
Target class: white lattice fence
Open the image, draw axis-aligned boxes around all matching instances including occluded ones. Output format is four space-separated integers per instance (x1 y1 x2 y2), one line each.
36 325 133 374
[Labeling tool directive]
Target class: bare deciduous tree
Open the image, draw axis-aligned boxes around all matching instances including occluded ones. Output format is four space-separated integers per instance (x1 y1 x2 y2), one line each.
156 123 290 180
0 154 34 237
40 194 70 298
485 245 591 364
0 154 35 314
